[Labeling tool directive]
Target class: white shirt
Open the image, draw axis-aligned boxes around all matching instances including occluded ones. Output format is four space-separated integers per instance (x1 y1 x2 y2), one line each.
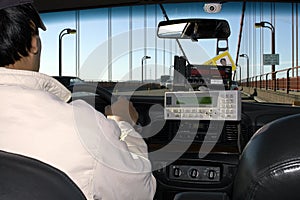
0 68 156 200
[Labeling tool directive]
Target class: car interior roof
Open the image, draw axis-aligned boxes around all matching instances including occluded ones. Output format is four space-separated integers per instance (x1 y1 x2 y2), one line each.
35 0 295 13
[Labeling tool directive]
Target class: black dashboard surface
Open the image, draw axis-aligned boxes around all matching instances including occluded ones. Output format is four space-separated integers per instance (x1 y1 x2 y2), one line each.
73 92 300 200
129 95 300 200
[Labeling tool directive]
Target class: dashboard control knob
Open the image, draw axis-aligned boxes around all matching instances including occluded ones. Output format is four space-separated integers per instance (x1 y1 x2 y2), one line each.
208 170 216 179
173 168 182 177
189 169 199 178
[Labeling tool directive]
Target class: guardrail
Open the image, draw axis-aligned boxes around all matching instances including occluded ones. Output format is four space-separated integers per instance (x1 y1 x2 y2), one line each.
240 66 300 94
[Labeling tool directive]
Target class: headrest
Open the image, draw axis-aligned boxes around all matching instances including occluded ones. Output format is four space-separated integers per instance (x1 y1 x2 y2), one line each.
233 113 300 200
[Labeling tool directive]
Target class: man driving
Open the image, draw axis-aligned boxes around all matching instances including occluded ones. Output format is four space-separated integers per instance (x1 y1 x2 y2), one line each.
0 0 156 199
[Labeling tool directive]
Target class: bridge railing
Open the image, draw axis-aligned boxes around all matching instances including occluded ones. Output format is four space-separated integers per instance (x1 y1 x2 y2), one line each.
240 66 300 94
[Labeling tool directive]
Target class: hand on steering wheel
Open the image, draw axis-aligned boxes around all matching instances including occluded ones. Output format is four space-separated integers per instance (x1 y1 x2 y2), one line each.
67 83 140 126
105 97 139 126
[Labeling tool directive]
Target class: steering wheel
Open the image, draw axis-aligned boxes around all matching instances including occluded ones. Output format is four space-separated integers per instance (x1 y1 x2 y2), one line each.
67 83 118 113
67 83 144 126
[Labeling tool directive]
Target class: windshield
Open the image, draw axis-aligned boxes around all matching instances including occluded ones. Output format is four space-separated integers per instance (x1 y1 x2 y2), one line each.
40 2 297 104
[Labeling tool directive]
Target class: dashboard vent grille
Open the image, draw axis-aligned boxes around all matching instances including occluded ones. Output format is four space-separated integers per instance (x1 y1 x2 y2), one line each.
143 120 170 144
224 123 238 142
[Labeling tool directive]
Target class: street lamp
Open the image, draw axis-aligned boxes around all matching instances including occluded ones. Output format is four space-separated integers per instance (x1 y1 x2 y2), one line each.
255 21 275 80
141 56 151 83
236 65 242 85
59 28 77 76
239 54 249 87
169 65 173 76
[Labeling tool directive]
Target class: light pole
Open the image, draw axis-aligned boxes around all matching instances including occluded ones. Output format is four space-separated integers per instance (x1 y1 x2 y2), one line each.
239 54 249 87
169 65 173 76
141 56 151 83
255 21 275 80
236 65 242 85
59 28 77 76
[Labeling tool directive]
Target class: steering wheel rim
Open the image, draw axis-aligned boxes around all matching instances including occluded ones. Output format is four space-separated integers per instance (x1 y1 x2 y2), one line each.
67 83 117 105
68 83 145 127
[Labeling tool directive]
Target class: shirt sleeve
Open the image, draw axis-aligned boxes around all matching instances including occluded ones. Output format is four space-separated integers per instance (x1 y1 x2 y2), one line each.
116 121 149 160
71 100 156 200
93 119 157 200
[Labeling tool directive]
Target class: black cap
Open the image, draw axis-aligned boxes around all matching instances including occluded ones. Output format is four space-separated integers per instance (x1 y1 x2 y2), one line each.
0 0 46 31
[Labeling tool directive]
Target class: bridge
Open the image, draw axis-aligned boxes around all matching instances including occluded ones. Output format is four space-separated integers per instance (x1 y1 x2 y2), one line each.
231 2 300 106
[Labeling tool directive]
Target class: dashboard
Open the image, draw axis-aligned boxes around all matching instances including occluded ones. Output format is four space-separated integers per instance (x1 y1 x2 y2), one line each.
125 92 300 200
72 88 300 200
118 91 239 199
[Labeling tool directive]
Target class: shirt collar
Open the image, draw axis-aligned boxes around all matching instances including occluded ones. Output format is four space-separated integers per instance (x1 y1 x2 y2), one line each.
0 68 71 102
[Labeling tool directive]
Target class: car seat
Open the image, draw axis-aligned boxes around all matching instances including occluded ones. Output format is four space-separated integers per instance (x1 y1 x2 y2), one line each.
0 150 87 200
233 113 300 200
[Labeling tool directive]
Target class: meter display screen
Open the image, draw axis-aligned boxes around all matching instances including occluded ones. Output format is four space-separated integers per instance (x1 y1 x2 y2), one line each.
176 96 212 106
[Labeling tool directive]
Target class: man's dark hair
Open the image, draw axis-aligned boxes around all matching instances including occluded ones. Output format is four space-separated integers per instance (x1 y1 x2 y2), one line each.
0 4 41 67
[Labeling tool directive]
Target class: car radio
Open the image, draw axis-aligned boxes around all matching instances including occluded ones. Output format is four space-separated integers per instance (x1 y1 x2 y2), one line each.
164 90 241 121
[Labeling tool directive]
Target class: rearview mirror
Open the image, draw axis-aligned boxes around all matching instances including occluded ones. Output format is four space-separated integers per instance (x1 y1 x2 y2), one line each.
157 18 231 40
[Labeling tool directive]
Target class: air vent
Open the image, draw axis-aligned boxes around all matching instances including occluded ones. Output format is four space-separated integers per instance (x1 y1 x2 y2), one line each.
142 120 170 144
239 114 254 150
224 123 238 142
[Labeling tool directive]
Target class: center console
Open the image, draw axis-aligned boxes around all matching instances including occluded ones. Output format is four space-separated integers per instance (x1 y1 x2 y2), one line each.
149 90 243 200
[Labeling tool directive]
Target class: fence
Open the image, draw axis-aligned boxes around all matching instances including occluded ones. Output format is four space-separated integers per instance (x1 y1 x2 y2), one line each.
240 66 300 94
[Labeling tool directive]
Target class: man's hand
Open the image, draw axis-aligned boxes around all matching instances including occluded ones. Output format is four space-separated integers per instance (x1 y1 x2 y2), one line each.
105 97 139 126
